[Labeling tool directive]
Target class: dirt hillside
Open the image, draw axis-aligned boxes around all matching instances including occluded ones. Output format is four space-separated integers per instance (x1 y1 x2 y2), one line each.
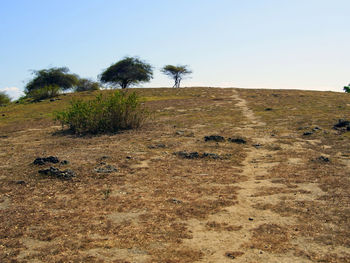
1 87 349 262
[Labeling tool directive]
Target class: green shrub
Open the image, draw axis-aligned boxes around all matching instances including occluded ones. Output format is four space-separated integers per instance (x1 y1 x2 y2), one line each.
28 85 60 101
55 91 148 134
0 91 11 106
344 85 350 93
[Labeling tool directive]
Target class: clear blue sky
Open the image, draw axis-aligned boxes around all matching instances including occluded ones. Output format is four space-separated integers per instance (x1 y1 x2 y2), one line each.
1 0 349 99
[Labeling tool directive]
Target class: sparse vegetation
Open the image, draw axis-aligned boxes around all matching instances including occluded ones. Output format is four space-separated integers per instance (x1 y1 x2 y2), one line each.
0 91 11 106
161 65 192 88
344 84 350 93
100 57 153 89
55 90 148 134
27 85 61 101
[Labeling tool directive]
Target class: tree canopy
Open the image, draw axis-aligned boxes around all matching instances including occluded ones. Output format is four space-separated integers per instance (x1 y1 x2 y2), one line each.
25 67 79 94
99 57 153 89
344 84 350 93
161 65 192 88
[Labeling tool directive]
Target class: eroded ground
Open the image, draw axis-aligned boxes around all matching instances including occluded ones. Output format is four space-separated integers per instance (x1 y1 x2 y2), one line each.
0 88 349 262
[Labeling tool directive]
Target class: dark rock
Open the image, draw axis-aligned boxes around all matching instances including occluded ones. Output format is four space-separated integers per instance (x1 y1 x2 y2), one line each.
38 167 75 179
16 180 26 185
126 156 133 159
248 217 254 221
225 253 236 259
334 119 350 131
174 151 200 159
264 108 273 111
252 143 262 148
314 156 330 163
312 126 321 131
303 131 313 136
204 135 225 142
60 160 69 165
33 156 60 165
2 114 5 116
94 164 118 173
228 138 246 144
173 151 223 160
334 119 350 128
148 143 166 149
202 152 221 159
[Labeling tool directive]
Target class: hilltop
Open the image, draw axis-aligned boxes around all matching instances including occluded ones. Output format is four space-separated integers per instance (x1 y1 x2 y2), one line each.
0 87 350 262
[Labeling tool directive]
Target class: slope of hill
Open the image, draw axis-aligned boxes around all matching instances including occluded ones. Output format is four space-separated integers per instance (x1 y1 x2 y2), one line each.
1 88 349 262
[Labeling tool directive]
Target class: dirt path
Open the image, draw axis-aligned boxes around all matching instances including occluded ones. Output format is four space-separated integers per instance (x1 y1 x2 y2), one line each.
184 90 316 262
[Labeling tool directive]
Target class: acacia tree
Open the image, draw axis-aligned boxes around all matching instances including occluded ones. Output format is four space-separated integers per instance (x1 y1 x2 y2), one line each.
75 78 100 92
344 84 350 93
161 65 192 88
100 57 153 89
25 67 79 95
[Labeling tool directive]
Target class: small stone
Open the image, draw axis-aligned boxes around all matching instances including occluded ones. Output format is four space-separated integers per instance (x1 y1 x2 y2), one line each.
60 160 69 165
303 131 313 136
248 217 254 221
253 143 262 148
228 138 246 144
265 108 273 111
175 130 184 136
169 198 182 204
126 156 133 159
315 156 330 163
16 180 26 185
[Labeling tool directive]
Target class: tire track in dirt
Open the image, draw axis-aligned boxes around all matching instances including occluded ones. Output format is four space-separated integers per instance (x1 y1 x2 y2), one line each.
184 90 312 263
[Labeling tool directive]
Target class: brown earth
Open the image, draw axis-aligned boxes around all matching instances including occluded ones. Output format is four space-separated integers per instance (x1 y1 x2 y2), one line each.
0 87 349 262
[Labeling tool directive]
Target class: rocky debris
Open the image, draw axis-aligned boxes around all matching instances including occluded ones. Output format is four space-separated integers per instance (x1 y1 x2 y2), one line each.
60 160 69 165
265 108 273 111
202 152 221 159
204 135 225 142
94 164 118 173
303 131 313 136
173 151 223 160
314 156 330 163
252 143 263 148
15 180 26 185
248 217 254 221
126 156 133 159
38 167 75 179
312 126 321 131
228 137 247 144
169 198 183 204
333 119 350 131
33 156 59 165
174 151 200 159
148 143 166 149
